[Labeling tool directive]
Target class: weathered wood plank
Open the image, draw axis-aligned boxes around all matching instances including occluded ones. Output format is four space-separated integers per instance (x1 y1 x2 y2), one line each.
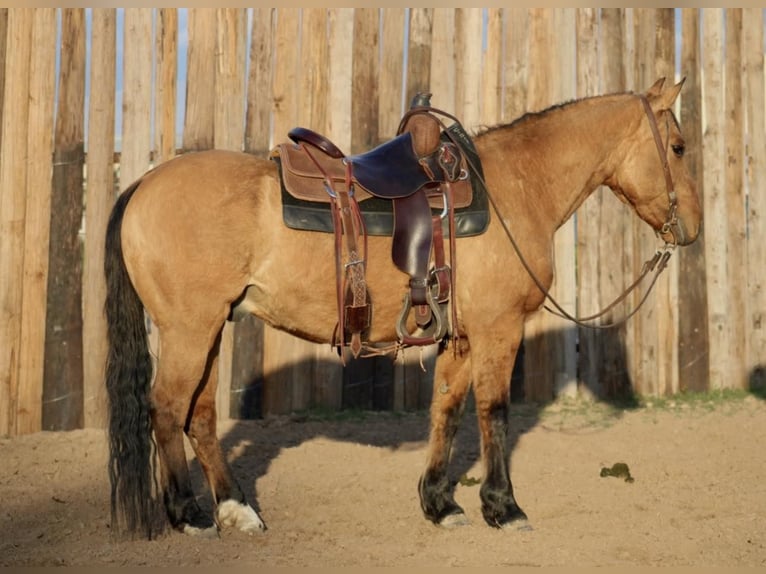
429 8 455 114
351 8 379 155
574 7 600 399
654 8 679 397
43 8 86 431
183 9 216 151
378 8 405 141
17 9 56 434
724 8 747 390
245 7 274 156
743 8 766 391
0 9 33 436
677 8 710 393
701 9 728 390
83 8 116 428
214 8 247 421
155 8 177 163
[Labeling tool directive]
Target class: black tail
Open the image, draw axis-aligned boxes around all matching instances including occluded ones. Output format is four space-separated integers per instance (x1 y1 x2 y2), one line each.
104 179 162 539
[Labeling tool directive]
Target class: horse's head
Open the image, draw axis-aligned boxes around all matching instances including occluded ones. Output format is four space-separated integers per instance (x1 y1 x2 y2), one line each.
606 77 702 246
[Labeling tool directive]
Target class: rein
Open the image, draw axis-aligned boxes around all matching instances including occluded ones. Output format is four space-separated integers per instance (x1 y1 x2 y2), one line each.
412 94 679 331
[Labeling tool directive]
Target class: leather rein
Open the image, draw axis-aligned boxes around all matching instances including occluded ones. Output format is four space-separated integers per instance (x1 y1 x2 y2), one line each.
423 94 680 331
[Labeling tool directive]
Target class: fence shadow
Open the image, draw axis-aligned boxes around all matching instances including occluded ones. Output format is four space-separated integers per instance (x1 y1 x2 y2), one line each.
191 325 638 519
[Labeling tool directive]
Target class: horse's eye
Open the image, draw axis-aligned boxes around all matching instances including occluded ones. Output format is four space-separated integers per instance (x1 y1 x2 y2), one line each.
671 144 685 158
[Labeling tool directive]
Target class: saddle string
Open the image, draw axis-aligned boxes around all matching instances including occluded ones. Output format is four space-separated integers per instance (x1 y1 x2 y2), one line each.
408 100 678 330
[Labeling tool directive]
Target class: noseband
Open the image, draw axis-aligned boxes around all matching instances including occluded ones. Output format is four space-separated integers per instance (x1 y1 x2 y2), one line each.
638 94 680 246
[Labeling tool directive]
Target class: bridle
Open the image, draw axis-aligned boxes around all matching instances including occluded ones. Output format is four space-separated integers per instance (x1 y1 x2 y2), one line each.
429 93 682 331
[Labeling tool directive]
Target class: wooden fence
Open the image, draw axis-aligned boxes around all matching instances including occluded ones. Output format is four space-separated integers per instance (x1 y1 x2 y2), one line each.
0 8 764 436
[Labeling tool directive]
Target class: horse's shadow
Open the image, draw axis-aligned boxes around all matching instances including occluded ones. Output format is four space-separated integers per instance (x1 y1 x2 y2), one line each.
192 325 640 517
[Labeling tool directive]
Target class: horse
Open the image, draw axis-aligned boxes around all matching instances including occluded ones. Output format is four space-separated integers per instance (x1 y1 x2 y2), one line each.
104 77 701 539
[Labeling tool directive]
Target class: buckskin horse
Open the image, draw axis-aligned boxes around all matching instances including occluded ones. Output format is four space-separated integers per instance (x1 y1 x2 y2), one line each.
104 78 701 539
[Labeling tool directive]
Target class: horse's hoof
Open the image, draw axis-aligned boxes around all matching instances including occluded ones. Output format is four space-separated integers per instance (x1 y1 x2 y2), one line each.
216 499 267 534
499 518 534 532
182 523 220 538
438 512 471 528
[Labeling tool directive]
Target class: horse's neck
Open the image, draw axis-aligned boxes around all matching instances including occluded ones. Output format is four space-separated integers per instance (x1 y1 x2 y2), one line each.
477 96 636 236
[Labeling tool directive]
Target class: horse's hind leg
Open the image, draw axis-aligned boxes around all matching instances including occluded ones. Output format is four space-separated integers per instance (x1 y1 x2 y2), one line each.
419 343 473 527
151 329 220 537
186 330 266 535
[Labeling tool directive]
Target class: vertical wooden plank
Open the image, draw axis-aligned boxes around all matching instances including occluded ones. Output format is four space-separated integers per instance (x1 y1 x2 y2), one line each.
701 9 727 390
406 8 433 108
183 9 216 152
598 8 632 399
17 9 56 434
481 8 502 126
677 8 709 393
326 9 355 410
299 9 344 411
235 7 274 419
378 8 405 141
347 7 387 410
327 9 353 153
43 8 86 431
299 8 329 135
629 8 658 397
574 8 600 399
400 7 438 409
654 8 679 396
743 8 766 390
503 8 528 123
0 8 7 156
214 8 247 421
454 8 483 131
262 8 307 415
245 7 274 155
155 8 177 162
550 8 578 399
0 8 33 436
120 8 153 195
522 8 555 402
120 8 154 380
83 8 116 428
350 8 379 154
724 9 747 390
429 8 455 114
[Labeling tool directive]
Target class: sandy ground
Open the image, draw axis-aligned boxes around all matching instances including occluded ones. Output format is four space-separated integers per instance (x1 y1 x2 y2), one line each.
1 394 765 567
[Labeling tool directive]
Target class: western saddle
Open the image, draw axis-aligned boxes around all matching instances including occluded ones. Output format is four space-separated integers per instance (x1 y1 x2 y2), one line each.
271 94 476 359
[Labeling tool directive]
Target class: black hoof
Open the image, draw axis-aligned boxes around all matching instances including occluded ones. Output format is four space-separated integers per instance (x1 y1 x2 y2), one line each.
418 473 466 525
168 498 216 534
480 486 528 529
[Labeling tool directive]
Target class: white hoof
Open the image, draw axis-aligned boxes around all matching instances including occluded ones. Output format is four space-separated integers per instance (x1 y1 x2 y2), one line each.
216 499 267 534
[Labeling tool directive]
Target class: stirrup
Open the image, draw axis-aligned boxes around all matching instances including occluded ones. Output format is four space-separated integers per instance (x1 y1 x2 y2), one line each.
395 286 448 346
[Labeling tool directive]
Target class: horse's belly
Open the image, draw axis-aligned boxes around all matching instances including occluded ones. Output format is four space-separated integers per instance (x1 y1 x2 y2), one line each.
244 229 412 344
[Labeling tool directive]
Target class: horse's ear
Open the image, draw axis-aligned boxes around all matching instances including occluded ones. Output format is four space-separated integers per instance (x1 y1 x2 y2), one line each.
646 77 666 98
648 77 685 112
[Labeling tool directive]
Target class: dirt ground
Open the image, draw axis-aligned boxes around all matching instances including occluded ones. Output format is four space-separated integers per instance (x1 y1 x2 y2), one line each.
1 393 765 567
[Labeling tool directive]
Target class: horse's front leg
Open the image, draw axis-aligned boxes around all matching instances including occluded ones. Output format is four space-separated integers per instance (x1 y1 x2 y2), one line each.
419 340 473 527
471 329 529 529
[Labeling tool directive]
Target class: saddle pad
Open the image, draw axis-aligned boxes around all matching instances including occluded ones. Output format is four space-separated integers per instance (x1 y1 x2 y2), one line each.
276 159 489 237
